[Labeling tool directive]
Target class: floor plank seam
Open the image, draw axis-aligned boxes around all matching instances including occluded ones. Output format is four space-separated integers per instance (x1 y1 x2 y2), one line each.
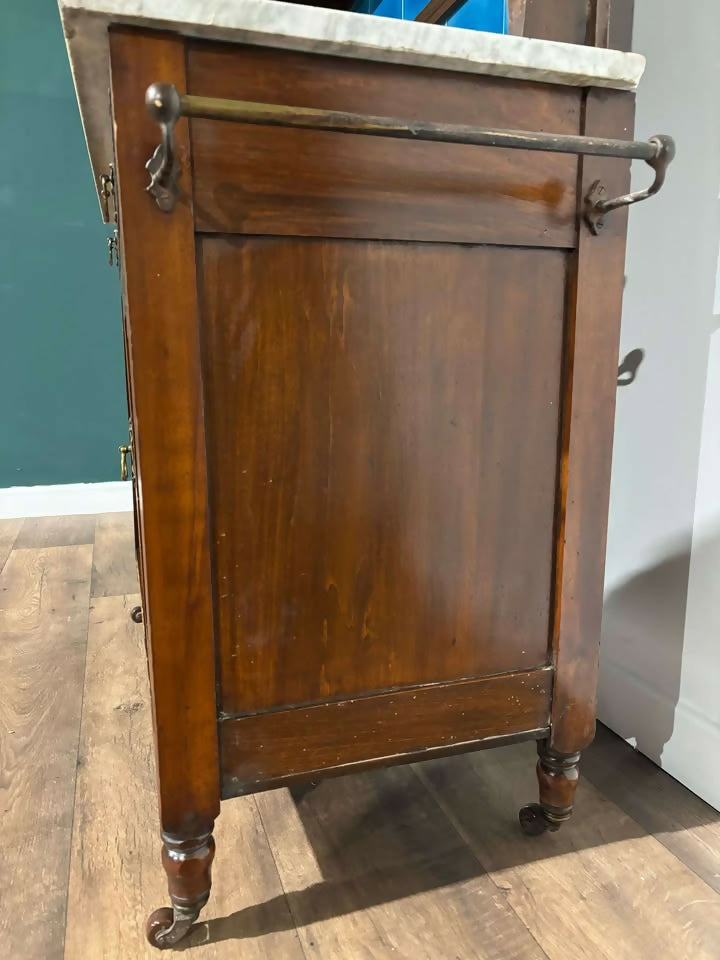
410 763 554 960
60 538 96 960
252 794 313 960
0 526 21 575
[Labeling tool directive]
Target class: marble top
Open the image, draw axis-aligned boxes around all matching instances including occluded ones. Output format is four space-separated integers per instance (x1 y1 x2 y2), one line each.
58 0 645 221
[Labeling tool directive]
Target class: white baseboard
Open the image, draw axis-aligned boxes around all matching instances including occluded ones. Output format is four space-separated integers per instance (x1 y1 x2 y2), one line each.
598 656 720 812
0 482 133 519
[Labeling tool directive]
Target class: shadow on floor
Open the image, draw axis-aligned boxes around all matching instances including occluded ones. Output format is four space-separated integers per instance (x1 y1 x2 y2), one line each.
187 723 720 949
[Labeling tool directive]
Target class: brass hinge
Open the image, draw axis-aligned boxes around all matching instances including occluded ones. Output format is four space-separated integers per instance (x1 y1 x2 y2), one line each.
107 229 119 267
120 421 135 481
99 163 117 223
119 443 133 481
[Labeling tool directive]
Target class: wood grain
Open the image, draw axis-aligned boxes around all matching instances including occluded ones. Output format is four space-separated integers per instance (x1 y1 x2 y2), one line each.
523 0 588 44
608 0 635 52
524 0 632 48
0 544 92 960
109 28 220 835
549 90 635 756
221 669 552 792
14 514 96 549
201 237 565 717
101 25 650 951
64 593 304 960
583 724 720 894
5 514 720 958
90 512 139 597
187 43 580 247
418 741 720 960
255 764 548 959
587 0 612 47
0 518 21 571
64 594 163 959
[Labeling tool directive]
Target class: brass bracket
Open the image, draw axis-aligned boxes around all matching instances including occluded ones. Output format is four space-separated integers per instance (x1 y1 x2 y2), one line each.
145 83 181 212
584 134 676 235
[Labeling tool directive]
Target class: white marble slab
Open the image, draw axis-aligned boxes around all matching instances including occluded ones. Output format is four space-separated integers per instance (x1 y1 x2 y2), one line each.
58 0 645 221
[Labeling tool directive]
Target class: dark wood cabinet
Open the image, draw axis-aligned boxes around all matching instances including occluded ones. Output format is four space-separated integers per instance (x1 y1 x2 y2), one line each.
61 0 668 946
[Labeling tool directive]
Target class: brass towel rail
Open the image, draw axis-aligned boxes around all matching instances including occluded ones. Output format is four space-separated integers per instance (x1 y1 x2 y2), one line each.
143 81 674 233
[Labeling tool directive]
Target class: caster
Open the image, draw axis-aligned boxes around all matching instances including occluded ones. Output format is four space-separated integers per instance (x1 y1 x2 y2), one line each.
518 803 559 836
146 906 196 949
130 605 143 624
150 830 214 948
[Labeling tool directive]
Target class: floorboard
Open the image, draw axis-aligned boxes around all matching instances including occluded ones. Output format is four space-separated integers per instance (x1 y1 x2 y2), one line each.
90 513 138 597
0 543 93 960
417 744 720 960
0 518 22 571
256 766 548 960
2 512 720 960
14 514 97 550
583 723 720 894
63 593 304 960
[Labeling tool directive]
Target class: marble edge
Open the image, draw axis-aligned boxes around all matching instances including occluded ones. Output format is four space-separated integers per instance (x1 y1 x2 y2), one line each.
58 0 646 223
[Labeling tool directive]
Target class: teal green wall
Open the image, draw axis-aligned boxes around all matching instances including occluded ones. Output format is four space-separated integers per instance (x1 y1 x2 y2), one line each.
0 1 126 488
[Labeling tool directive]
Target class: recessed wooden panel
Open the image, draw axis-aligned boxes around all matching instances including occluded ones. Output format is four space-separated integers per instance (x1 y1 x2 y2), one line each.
187 43 580 246
199 236 566 716
221 668 553 793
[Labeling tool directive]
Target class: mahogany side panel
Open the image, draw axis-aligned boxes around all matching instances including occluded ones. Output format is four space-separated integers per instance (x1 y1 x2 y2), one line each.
550 88 635 755
199 236 567 717
220 668 553 793
109 28 220 834
187 43 581 247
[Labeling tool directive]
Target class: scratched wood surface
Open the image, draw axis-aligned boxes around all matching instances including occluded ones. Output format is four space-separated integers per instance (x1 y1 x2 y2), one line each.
187 43 581 247
2 512 720 960
201 238 566 719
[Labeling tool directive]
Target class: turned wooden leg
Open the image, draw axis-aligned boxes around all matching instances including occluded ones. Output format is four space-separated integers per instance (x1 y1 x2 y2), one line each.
519 741 581 836
146 827 215 949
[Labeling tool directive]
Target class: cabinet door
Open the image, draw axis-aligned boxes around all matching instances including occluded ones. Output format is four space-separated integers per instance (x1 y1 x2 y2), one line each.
200 236 566 717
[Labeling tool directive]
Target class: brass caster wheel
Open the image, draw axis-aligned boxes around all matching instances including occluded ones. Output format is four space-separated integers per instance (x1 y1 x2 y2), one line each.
146 906 196 949
519 803 558 836
130 605 143 624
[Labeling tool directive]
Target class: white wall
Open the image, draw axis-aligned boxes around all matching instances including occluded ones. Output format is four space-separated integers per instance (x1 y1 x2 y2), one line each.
598 0 720 808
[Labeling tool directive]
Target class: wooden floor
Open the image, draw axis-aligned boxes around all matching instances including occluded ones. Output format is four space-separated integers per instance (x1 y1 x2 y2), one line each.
3 513 720 959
